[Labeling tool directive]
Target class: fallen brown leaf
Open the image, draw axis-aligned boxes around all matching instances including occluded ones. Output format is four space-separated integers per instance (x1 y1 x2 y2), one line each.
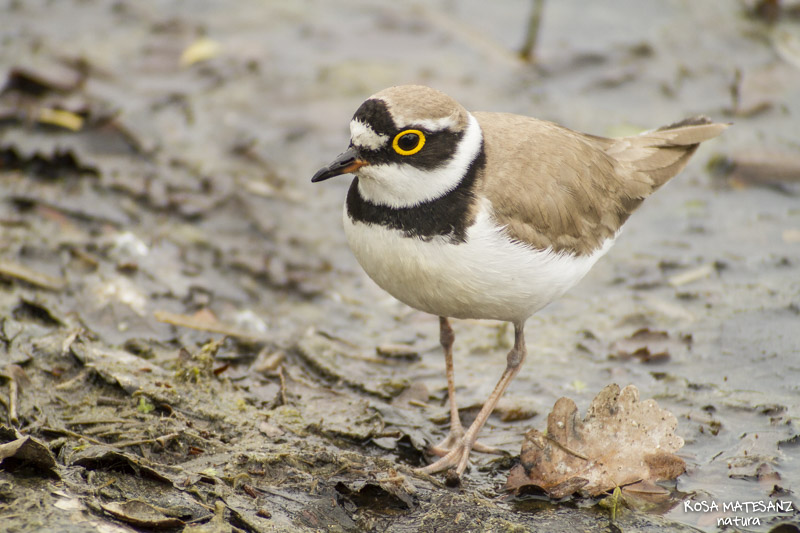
0 434 58 475
506 384 685 498
611 328 691 363
101 500 184 529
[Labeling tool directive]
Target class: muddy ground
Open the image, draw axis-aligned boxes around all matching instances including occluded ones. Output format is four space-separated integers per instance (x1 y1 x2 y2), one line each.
1 1 799 531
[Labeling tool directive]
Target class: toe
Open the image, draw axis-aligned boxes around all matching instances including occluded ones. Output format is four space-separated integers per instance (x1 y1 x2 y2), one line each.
416 446 464 475
470 441 505 455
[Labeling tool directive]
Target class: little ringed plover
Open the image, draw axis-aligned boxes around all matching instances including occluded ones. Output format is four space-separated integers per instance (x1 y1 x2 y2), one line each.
311 85 727 481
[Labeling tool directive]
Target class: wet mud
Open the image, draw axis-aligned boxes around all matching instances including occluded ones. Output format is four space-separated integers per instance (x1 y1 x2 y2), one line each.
1 1 799 531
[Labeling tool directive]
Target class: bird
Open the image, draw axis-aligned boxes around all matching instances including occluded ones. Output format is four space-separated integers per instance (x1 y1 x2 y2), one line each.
311 85 727 481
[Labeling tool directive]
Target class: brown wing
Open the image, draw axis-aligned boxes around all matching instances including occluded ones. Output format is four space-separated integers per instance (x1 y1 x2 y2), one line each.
474 112 727 256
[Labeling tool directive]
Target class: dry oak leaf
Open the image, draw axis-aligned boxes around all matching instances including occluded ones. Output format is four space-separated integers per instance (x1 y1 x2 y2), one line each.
506 384 685 499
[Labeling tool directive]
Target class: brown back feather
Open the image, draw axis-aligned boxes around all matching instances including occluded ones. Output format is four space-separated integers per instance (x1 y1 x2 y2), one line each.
476 112 727 255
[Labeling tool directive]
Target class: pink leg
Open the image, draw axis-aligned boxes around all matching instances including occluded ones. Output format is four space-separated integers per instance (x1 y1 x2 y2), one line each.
428 317 499 457
418 321 526 479
427 317 465 455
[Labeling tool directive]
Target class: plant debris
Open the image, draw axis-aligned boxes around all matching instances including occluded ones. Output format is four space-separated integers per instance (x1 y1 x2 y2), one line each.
0 1 798 531
610 328 691 363
506 384 685 498
0 430 58 475
100 500 185 529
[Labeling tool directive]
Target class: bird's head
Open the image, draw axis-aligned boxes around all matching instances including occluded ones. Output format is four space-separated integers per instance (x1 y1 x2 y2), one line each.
312 85 482 208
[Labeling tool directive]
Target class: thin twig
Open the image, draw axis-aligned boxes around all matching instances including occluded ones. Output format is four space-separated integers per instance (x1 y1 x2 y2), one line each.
8 377 19 425
0 259 65 290
2 365 29 425
41 426 104 445
277 365 288 406
65 418 131 426
55 369 90 390
519 0 546 63
114 432 180 448
61 329 81 356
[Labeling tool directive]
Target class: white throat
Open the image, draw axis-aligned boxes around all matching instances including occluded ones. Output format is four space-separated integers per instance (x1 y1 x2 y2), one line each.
355 112 483 209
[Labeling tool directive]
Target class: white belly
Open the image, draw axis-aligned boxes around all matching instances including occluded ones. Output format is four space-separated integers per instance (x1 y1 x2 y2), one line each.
343 202 614 324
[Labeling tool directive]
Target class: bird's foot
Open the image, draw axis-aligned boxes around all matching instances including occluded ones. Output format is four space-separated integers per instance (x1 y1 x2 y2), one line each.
416 429 503 482
428 428 501 458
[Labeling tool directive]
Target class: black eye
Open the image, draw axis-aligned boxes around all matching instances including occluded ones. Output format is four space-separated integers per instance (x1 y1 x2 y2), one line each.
398 133 418 150
392 129 426 155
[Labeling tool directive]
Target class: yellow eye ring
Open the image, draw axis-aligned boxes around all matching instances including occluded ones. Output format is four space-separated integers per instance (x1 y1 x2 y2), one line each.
392 129 426 156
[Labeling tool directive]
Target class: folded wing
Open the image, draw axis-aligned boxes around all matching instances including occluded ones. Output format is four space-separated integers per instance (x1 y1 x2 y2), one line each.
475 112 727 256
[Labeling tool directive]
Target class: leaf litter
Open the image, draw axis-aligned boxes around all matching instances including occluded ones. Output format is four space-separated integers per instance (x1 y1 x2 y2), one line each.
610 328 692 363
2 1 799 531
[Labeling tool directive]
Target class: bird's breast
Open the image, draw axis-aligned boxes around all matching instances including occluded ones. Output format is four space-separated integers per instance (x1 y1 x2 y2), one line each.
342 200 615 323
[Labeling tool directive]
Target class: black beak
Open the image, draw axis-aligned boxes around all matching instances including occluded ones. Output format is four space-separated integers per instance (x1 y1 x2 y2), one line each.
311 147 368 183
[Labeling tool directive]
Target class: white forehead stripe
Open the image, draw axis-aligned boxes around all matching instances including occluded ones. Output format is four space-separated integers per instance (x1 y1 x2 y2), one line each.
398 114 459 132
350 119 388 150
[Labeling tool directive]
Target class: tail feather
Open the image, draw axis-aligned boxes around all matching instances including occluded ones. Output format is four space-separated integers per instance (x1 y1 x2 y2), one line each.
656 115 713 130
607 116 729 189
651 116 729 146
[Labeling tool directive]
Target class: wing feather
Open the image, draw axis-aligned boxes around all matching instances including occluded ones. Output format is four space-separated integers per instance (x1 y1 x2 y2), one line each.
474 112 727 255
